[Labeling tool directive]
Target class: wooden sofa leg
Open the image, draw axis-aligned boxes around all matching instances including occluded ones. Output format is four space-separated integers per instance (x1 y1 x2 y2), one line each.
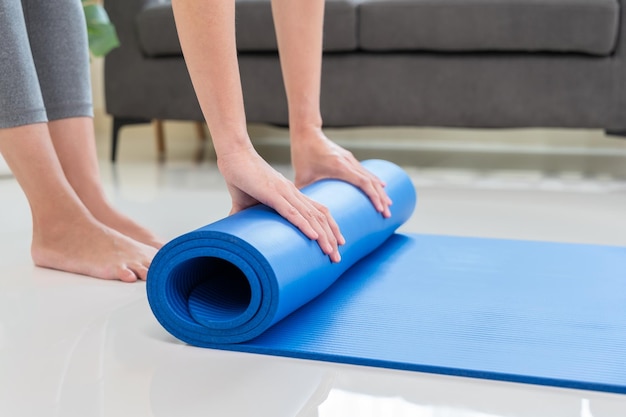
193 121 213 163
111 116 151 163
195 121 207 143
154 120 166 162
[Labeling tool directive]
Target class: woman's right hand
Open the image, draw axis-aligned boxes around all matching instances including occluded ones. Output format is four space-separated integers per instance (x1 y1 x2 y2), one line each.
217 145 345 263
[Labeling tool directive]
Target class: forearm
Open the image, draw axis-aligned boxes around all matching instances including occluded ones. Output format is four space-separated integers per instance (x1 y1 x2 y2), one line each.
171 0 251 156
172 0 345 261
272 1 390 217
271 0 325 135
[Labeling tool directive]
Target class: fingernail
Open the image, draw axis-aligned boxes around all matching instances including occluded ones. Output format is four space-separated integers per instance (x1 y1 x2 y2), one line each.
338 235 346 245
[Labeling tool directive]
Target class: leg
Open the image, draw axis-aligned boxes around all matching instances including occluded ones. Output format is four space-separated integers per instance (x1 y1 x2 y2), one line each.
0 0 156 281
0 124 155 282
271 0 391 216
47 117 164 249
23 0 92 122
0 0 47 129
24 0 163 248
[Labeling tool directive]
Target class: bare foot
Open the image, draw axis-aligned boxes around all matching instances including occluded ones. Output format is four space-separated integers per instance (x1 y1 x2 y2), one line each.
31 215 158 282
88 205 165 249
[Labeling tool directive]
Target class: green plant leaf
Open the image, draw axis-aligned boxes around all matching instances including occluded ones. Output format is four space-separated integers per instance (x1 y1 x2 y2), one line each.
84 4 111 26
83 4 119 57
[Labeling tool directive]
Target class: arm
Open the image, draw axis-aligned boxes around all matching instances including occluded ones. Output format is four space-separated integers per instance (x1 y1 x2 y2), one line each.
171 0 344 262
271 0 392 217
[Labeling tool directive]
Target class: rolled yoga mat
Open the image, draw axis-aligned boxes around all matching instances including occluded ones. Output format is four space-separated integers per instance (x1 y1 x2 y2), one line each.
147 160 626 394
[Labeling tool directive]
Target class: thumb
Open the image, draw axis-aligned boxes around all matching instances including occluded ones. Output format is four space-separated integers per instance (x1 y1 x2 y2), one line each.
226 185 257 215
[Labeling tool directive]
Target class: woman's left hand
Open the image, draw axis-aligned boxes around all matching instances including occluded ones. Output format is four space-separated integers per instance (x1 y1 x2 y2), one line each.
290 127 392 218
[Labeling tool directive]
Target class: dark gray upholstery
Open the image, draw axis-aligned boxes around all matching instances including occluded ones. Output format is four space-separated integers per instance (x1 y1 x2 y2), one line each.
137 0 358 57
135 4 179 58
104 0 626 161
358 0 619 55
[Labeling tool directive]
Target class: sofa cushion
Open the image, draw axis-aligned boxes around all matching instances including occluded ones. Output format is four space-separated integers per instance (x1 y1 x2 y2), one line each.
137 0 358 57
358 0 619 56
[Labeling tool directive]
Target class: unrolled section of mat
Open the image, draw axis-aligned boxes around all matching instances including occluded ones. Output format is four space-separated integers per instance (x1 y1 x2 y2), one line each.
240 235 626 394
147 160 626 394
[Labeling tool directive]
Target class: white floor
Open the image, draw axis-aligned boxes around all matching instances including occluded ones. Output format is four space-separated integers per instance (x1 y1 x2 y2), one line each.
1 125 626 416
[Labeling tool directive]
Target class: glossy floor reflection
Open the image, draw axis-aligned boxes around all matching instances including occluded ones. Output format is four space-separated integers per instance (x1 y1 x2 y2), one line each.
1 127 626 416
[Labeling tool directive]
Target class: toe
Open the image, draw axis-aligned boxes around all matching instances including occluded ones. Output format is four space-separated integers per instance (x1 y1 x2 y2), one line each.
118 267 138 283
129 263 149 281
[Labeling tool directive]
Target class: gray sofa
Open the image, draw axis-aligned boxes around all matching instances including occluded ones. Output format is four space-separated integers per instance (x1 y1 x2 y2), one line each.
104 0 626 162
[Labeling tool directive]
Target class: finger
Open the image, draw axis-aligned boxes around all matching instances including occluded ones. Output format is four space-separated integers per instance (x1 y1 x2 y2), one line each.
290 194 340 263
350 163 392 216
309 200 341 262
372 178 392 218
353 172 386 214
343 153 387 187
351 160 392 206
362 170 392 217
226 184 258 215
351 156 392 206
372 175 392 205
272 196 320 242
271 185 341 262
334 158 386 215
311 200 344 246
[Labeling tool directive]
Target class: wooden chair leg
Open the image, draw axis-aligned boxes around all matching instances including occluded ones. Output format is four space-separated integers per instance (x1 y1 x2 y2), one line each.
154 119 166 162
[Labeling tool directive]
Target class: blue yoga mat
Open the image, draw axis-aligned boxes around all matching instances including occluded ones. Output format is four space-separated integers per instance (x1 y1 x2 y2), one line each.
147 160 626 394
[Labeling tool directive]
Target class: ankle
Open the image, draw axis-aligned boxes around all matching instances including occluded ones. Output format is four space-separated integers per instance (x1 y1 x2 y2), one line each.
31 204 93 243
70 183 110 213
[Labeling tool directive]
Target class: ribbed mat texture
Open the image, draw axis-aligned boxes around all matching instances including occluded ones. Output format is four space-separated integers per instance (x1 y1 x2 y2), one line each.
147 160 626 394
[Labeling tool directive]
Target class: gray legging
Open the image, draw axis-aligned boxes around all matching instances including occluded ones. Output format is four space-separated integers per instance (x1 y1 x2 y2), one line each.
0 0 93 129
